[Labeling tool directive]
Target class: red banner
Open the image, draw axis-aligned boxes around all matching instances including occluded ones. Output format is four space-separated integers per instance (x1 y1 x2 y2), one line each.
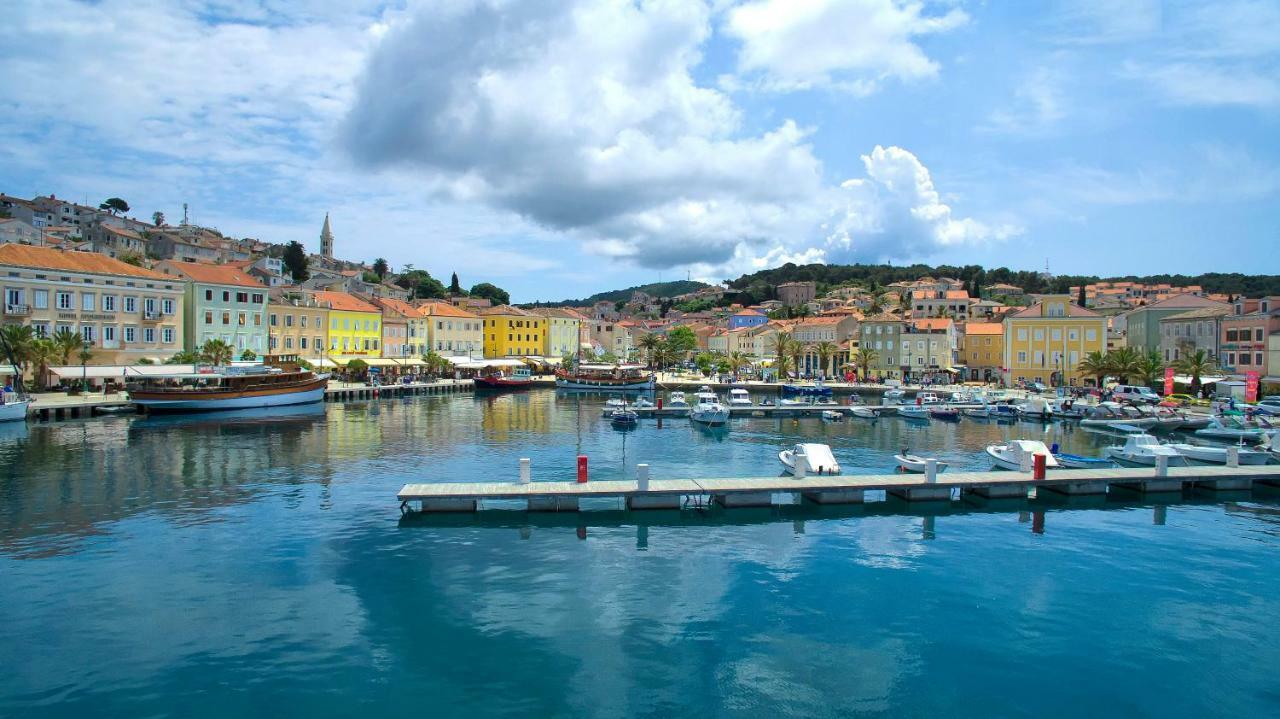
1163 367 1175 397
1245 370 1260 403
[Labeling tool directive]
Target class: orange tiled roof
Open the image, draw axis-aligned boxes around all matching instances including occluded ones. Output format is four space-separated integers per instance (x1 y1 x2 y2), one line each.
417 300 479 318
161 260 264 288
0 243 167 279
944 290 970 300
477 304 532 317
314 290 379 313
965 322 1004 335
372 296 420 317
911 318 954 330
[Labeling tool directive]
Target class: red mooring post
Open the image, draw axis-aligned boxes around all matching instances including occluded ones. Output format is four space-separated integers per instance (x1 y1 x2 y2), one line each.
577 455 588 483
1033 453 1047 480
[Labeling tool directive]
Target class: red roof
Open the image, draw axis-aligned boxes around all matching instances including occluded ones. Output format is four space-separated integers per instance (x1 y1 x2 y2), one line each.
965 322 1004 335
314 290 379 313
0 244 167 279
160 260 264 288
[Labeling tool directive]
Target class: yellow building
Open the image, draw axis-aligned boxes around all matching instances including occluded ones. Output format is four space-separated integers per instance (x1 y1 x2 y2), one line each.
1003 295 1107 387
962 322 1004 383
314 290 381 362
479 304 545 358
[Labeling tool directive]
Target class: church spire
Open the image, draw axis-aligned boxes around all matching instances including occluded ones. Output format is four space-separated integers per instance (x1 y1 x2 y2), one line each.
320 213 334 258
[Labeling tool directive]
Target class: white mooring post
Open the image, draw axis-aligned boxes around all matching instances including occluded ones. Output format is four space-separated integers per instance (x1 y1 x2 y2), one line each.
925 458 938 483
1155 454 1168 478
637 463 650 491
1226 446 1240 468
1018 448 1032 473
794 448 807 479
519 458 531 484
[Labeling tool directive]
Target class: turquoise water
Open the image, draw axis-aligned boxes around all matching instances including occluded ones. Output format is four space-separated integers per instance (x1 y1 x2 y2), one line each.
1 389 1278 717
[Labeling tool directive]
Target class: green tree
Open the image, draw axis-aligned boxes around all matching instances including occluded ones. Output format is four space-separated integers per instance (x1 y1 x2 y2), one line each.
199 339 234 366
1136 349 1165 386
1076 284 1087 307
1077 350 1109 387
638 333 662 368
282 240 309 282
665 325 698 358
117 251 145 267
166 349 201 364
469 282 510 306
99 197 130 215
362 271 381 284
346 358 369 378
28 338 59 390
813 340 839 378
396 270 448 299
51 327 82 365
239 349 257 361
727 351 750 379
694 352 714 376
1107 347 1142 384
151 211 165 226
372 258 389 279
1172 349 1217 395
0 324 36 376
449 272 463 295
854 347 878 378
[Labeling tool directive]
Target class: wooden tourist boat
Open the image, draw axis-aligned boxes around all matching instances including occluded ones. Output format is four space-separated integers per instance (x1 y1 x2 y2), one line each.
126 359 328 412
555 363 655 391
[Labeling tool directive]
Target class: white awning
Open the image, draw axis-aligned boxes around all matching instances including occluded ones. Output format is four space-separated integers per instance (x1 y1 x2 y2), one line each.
0 364 17 376
315 359 340 368
457 359 527 369
48 364 198 379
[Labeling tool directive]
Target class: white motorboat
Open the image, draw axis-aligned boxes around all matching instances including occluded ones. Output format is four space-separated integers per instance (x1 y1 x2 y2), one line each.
897 405 931 420
633 397 654 409
1053 452 1113 469
1050 399 1087 420
690 391 730 426
917 392 942 405
821 409 844 421
667 391 689 408
1016 397 1054 421
603 398 628 416
850 405 879 419
884 388 906 403
779 443 841 475
986 439 1059 471
1104 434 1188 467
962 405 991 419
1168 442 1272 465
894 452 948 474
948 391 971 404
1140 406 1185 432
1080 402 1158 430
727 388 753 406
1195 417 1267 443
0 396 31 423
779 397 809 407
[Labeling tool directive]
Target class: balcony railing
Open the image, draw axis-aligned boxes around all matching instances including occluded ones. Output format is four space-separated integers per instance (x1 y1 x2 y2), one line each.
4 304 31 316
143 310 164 321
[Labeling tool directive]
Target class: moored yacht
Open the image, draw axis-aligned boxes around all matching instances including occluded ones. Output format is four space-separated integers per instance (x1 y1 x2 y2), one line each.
1104 434 1188 467
727 388 753 406
986 439 1059 471
127 360 328 412
690 391 730 426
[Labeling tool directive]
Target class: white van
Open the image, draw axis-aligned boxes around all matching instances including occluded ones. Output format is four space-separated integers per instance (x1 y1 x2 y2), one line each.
1112 384 1160 404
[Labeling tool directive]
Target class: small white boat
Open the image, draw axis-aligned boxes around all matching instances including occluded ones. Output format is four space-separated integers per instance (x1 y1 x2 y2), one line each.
1168 442 1272 465
1195 417 1267 443
667 391 689 408
779 397 809 407
1016 397 1054 421
884 388 906 403
1051 399 1088 420
1104 434 1189 467
727 388 753 406
610 408 638 426
633 397 654 409
986 439 1059 471
1080 402 1157 430
603 398 628 416
897 405 931 420
690 391 730 426
962 405 991 419
1141 407 1185 432
1053 452 1113 469
779 443 841 475
917 392 942 405
0 397 32 423
850 405 879 419
894 452 948 474
948 391 971 404
821 409 844 421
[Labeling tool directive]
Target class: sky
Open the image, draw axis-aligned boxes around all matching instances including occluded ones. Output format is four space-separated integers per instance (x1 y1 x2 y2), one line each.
1 0 1277 302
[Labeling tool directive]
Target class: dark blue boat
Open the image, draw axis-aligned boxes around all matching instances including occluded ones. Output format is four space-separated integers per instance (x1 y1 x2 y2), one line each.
781 384 834 397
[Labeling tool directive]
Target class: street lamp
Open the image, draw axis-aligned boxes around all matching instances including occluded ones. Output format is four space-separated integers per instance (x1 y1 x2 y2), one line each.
80 340 91 393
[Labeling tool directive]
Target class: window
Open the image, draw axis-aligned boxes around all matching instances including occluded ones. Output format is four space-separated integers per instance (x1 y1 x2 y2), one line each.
236 292 248 303
1256 329 1264 342
1033 329 1044 341
103 326 116 343
124 326 136 343
270 313 278 327
1227 329 1238 341
222 291 230 302
162 299 174 315
31 322 49 338
162 328 174 344
81 292 95 311
144 327 156 343
1257 353 1264 365
205 311 213 324
1240 353 1252 365
56 291 73 310
4 288 22 307
253 314 261 327
144 297 156 314
238 313 247 326
251 293 263 304
300 337 308 350
1017 328 1027 341
81 325 95 343
284 337 293 349
205 289 213 301
300 316 307 328
1086 329 1097 341
284 314 293 327
1051 328 1061 341
33 289 48 309
1226 352 1235 365
124 296 136 313
1018 351 1027 363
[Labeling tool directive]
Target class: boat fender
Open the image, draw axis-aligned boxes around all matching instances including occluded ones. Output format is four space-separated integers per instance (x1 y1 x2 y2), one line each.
1050 443 1059 454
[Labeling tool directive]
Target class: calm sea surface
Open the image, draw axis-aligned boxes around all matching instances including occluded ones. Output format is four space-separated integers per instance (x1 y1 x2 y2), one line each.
1 389 1278 718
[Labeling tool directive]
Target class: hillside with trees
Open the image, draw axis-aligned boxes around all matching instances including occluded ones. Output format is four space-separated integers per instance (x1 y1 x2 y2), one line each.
542 280 710 306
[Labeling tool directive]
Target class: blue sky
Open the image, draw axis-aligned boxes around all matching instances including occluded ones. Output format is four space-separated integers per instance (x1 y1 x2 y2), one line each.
1 0 1277 302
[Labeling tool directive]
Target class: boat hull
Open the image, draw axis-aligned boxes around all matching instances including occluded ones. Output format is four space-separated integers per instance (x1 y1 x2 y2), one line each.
474 377 534 391
132 384 326 412
555 377 655 391
0 400 31 422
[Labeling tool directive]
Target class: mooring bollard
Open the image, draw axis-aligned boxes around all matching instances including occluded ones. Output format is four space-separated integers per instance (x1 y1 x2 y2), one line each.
1033 453 1047 480
577 455 588 483
1019 448 1032 472
1226 446 1240 468
1155 454 1169 477
519 458 531 484
637 463 650 491
925 458 938 483
794 449 807 479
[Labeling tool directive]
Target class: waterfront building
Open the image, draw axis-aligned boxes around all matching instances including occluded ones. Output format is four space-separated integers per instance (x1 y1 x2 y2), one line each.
982 283 1024 299
479 305 545 358
777 281 817 306
1158 305 1231 363
0 244 184 364
899 318 957 381
587 316 632 358
1002 295 1107 387
418 301 483 359
961 322 1004 383
368 296 422 360
266 288 330 365
529 307 583 359
794 316 858 376
858 315 910 379
1123 294 1230 353
1220 297 1280 378
156 260 267 355
313 290 381 362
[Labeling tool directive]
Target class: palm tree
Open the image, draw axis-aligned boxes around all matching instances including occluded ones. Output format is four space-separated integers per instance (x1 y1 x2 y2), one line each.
770 331 795 376
200 338 234 366
813 340 839 379
854 347 879 379
638 333 662 368
773 350 794 381
727 350 750 379
51 327 82 365
1136 349 1165 386
1107 347 1141 384
28 338 59 390
1173 349 1217 395
0 324 36 373
1077 350 1109 388
790 341 807 378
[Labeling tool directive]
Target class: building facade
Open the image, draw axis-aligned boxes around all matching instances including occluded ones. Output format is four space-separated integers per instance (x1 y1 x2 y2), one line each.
0 244 185 364
418 301 484 358
369 297 423 360
728 309 769 330
313 290 381 362
530 307 583 359
157 260 267 355
480 305 545 358
777 281 817 306
1158 306 1230 363
1003 296 1107 387
961 322 1004 382
266 288 329 364
1123 294 1230 353
1220 297 1280 379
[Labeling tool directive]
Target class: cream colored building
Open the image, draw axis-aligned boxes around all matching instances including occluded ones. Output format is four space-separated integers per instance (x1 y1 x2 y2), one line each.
418 301 483 358
267 288 330 365
530 307 583 359
0 243 185 363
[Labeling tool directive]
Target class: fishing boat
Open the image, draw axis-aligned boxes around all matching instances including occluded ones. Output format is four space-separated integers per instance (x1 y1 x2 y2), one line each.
1195 417 1267 443
929 406 960 421
917 392 943 405
1104 434 1188 467
727 388 753 406
473 365 533 390
962 405 991 419
947 390 971 404
1050 399 1088 420
990 403 1020 421
850 405 879 419
1080 402 1157 430
555 363 655 391
1016 397 1053 421
126 360 328 412
667 391 689 408
690 391 730 426
986 439 1059 471
1168 441 1272 465
894 452 948 474
898 405 931 420
778 443 841 475
821 409 844 421
0 395 30 423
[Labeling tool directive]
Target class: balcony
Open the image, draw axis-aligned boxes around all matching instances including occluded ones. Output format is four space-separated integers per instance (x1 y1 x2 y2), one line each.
143 310 165 321
4 304 31 316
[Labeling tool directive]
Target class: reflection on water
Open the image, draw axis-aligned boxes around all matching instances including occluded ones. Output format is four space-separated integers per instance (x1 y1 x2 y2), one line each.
0 390 1278 718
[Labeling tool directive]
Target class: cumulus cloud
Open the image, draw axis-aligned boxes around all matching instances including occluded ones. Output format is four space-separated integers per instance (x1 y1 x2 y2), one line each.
823 146 1020 261
724 0 968 93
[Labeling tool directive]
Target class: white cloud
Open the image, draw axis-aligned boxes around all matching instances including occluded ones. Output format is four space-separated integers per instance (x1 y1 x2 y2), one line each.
724 0 968 93
981 67 1067 135
1125 61 1280 108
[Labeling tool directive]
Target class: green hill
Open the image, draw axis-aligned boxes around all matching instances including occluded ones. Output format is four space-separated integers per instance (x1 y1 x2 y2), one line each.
539 280 710 307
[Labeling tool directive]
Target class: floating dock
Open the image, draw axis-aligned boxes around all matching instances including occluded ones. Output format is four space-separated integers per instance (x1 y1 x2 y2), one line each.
620 403 981 418
399 465 1280 513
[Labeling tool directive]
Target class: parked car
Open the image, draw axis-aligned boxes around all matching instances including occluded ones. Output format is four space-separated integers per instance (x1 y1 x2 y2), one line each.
1112 384 1161 404
1160 393 1207 408
1256 396 1280 416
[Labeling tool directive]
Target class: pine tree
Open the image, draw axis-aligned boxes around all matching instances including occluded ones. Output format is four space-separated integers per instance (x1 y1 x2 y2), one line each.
449 272 463 295
1077 284 1087 307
